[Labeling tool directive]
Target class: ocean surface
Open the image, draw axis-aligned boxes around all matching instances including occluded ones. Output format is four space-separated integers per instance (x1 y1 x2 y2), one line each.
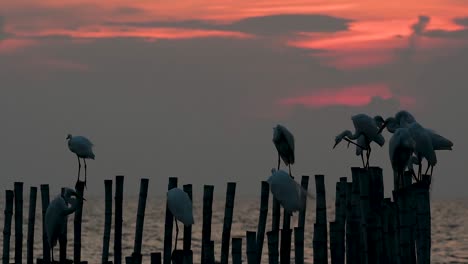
1 196 467 263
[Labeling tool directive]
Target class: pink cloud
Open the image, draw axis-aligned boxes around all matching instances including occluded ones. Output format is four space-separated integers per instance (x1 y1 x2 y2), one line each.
278 84 414 108
0 39 37 54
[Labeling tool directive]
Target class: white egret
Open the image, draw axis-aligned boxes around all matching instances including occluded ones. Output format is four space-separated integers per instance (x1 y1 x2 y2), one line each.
389 128 416 189
333 114 385 168
272 124 295 176
167 188 194 251
267 169 312 214
408 122 437 179
45 188 84 262
67 134 95 186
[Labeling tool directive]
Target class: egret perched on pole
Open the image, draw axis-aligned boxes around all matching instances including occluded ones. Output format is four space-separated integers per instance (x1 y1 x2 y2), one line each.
333 114 385 168
45 188 85 262
66 134 95 187
272 124 295 177
389 128 416 189
408 122 437 180
267 169 312 214
167 188 194 251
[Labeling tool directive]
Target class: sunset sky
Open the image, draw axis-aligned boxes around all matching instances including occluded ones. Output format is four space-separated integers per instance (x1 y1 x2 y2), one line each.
1 0 467 198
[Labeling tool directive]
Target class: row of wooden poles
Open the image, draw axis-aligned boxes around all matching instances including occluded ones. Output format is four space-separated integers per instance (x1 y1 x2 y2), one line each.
1 167 431 264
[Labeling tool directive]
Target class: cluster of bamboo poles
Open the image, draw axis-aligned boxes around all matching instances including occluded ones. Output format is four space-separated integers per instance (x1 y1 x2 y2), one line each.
1 167 431 264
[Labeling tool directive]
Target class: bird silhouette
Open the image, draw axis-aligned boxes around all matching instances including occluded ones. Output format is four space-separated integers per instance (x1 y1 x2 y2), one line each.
45 188 84 262
272 125 295 177
333 114 385 168
67 134 95 187
267 169 312 214
167 187 194 251
389 127 416 190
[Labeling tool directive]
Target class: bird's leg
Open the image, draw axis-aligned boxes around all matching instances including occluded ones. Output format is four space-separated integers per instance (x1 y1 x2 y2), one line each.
343 137 366 150
288 164 293 179
84 158 87 188
77 155 81 184
174 219 179 251
417 157 422 181
424 162 430 177
365 144 372 169
361 153 365 168
277 154 281 171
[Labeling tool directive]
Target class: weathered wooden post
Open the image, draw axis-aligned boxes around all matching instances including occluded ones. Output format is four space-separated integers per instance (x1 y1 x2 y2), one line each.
14 182 23 264
313 174 327 264
393 187 412 264
221 182 236 264
151 252 162 264
39 184 51 263
415 176 431 264
183 184 193 264
381 198 396 264
131 178 149 264
115 175 125 264
246 231 257 264
163 177 178 264
294 227 304 264
256 181 269 264
74 181 86 264
267 231 279 264
201 185 214 263
60 188 68 263
345 182 353 264
2 190 14 264
271 196 281 262
280 227 292 264
336 177 347 264
102 180 113 264
26 187 37 264
348 169 362 264
358 168 370 264
204 240 215 264
329 221 338 264
232 238 242 264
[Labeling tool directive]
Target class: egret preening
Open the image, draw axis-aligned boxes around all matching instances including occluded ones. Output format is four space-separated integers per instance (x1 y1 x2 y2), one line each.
272 124 295 177
267 169 312 214
333 114 385 168
389 128 416 189
45 188 84 262
167 188 194 251
67 134 95 187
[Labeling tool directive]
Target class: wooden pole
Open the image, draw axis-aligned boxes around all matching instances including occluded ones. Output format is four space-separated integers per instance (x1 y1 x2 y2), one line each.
272 197 281 232
132 178 149 263
150 253 161 264
26 187 37 264
313 174 327 264
221 182 236 264
280 227 292 264
415 177 431 264
267 231 279 264
246 231 257 264
348 169 362 264
2 190 14 264
163 177 178 264
74 181 86 264
60 188 68 263
335 178 347 264
393 188 412 264
40 184 50 263
201 185 214 263
203 240 215 264
102 180 113 264
115 175 125 264
329 221 338 264
14 182 23 264
183 184 193 253
231 238 242 264
345 182 353 264
255 181 269 264
358 168 370 264
294 227 304 264
298 175 310 228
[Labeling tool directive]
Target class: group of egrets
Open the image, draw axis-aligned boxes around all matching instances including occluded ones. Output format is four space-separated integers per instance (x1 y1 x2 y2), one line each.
44 111 452 261
332 110 453 190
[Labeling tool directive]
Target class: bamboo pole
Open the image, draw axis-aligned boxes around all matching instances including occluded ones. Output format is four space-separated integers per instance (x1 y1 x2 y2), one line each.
132 178 149 263
163 177 178 264
313 174 327 264
201 185 214 263
345 182 353 264
280 228 292 264
255 181 269 264
151 253 161 264
102 180 113 264
294 227 304 264
221 182 237 264
393 188 412 264
267 231 279 264
115 175 125 264
26 187 37 264
246 231 257 264
74 181 86 264
40 184 50 263
329 222 338 264
335 178 347 264
232 238 242 264
272 198 281 232
298 175 310 228
348 169 361 264
14 182 23 264
60 188 68 262
2 190 14 264
357 168 369 264
183 184 193 253
415 176 431 264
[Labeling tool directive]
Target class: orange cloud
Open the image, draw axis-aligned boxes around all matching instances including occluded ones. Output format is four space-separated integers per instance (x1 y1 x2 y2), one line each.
278 84 414 108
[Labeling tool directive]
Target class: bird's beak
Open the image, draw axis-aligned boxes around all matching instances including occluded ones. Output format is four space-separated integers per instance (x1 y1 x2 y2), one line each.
377 120 388 134
332 141 339 149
